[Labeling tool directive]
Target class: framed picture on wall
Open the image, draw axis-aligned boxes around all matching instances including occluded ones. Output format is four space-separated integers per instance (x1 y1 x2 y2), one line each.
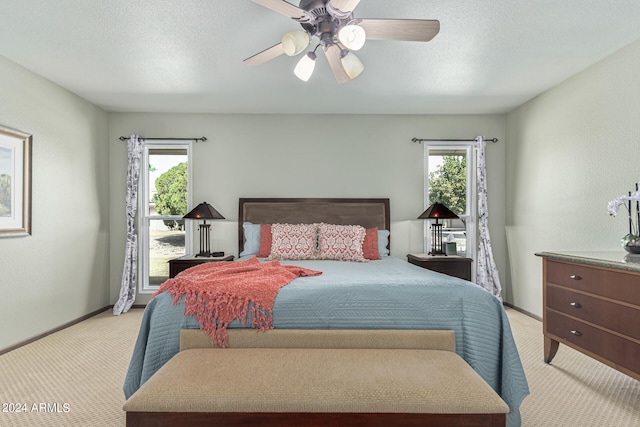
0 125 32 237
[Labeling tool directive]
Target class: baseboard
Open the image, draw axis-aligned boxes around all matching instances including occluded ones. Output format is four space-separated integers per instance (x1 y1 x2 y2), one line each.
503 302 542 322
0 305 145 356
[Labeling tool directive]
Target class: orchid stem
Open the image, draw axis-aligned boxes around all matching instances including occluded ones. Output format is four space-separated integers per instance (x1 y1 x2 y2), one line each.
636 182 640 234
629 191 633 236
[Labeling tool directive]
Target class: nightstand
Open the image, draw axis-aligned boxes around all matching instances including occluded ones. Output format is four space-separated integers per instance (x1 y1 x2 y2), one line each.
407 253 472 281
169 254 234 278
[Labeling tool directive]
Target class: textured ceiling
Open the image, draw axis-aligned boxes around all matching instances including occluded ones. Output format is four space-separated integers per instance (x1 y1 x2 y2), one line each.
1 1 640 114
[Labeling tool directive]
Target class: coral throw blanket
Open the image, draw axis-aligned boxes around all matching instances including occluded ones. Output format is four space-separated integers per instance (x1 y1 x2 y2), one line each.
153 257 322 347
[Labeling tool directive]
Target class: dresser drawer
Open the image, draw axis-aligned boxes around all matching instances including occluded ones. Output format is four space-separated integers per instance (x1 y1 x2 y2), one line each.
547 285 640 340
546 310 640 375
546 260 640 305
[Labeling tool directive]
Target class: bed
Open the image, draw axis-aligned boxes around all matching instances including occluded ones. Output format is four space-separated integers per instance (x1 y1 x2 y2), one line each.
123 198 529 426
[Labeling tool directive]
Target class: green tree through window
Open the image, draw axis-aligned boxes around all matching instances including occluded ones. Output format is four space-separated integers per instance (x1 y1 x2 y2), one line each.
154 162 187 230
428 156 467 215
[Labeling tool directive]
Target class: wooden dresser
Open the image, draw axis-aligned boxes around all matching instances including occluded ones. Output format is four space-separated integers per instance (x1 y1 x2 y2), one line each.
537 251 640 380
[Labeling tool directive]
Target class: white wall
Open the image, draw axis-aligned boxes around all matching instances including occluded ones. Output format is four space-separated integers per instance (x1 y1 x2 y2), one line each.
505 38 640 317
0 56 110 350
5 31 639 348
109 113 507 304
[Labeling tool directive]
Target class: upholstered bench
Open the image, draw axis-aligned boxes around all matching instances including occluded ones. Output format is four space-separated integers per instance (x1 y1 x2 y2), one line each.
124 330 509 427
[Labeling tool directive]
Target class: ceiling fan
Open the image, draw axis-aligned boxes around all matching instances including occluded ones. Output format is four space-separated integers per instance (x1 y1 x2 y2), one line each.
244 0 440 83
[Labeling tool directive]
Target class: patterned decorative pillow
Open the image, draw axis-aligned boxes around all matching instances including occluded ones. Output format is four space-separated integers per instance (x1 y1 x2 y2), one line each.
317 223 367 262
268 223 318 260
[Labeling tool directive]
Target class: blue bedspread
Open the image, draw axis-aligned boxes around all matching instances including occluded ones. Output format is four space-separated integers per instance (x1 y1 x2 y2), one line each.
123 257 529 426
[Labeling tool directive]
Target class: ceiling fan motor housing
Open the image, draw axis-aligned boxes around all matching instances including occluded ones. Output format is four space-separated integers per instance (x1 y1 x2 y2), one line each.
244 0 440 82
299 0 353 47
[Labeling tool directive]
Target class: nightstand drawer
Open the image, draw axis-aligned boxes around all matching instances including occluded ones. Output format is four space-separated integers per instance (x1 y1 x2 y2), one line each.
546 260 640 305
547 285 640 340
546 310 640 374
425 262 466 278
407 254 472 281
169 255 234 278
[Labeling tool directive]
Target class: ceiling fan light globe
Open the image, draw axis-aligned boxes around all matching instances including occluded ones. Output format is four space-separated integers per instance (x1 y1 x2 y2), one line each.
294 52 316 81
282 31 310 56
338 25 366 51
340 51 364 79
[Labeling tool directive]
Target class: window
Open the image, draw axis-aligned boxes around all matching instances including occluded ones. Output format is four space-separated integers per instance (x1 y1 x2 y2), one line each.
424 143 476 268
139 142 192 293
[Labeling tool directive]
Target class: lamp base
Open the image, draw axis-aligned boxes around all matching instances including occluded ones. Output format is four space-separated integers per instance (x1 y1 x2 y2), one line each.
430 221 446 256
195 251 225 258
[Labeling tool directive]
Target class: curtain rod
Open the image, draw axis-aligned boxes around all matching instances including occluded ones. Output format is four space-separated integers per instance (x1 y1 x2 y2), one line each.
411 137 498 144
118 136 207 142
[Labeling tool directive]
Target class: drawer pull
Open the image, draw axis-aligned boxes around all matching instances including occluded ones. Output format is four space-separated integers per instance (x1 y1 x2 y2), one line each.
570 302 581 308
570 330 582 337
569 274 582 280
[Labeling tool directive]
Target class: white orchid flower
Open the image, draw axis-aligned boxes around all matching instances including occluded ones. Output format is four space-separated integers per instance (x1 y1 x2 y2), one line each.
608 196 628 217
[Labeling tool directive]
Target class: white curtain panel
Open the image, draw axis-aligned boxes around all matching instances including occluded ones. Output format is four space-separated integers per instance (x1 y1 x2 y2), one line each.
113 135 144 315
474 136 503 300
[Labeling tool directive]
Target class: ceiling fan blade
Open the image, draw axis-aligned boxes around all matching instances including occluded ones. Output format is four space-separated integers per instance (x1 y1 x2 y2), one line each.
359 19 440 42
252 0 307 20
243 43 285 65
324 44 351 84
329 0 361 14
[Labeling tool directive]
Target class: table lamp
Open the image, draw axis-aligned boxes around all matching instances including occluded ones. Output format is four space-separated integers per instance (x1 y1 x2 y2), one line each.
183 202 225 257
418 203 459 255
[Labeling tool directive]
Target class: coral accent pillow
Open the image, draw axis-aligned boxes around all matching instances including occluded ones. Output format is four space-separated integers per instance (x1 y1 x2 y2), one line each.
257 224 272 258
268 223 318 260
317 223 367 262
363 227 381 260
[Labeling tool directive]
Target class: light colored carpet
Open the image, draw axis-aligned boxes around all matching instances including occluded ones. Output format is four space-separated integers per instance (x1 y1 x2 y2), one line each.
0 307 638 426
0 309 142 427
509 308 640 426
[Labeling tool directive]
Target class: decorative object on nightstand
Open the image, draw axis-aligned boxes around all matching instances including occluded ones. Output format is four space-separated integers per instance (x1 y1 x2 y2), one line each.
607 181 640 254
418 203 459 255
183 202 225 257
407 253 472 281
169 254 234 278
444 241 457 255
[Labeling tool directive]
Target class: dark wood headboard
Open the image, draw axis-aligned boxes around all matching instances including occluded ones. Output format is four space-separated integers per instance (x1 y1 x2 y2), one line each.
238 198 390 254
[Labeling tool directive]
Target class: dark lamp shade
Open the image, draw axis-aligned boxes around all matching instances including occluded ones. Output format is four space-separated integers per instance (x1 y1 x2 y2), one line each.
417 203 459 220
183 202 225 220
